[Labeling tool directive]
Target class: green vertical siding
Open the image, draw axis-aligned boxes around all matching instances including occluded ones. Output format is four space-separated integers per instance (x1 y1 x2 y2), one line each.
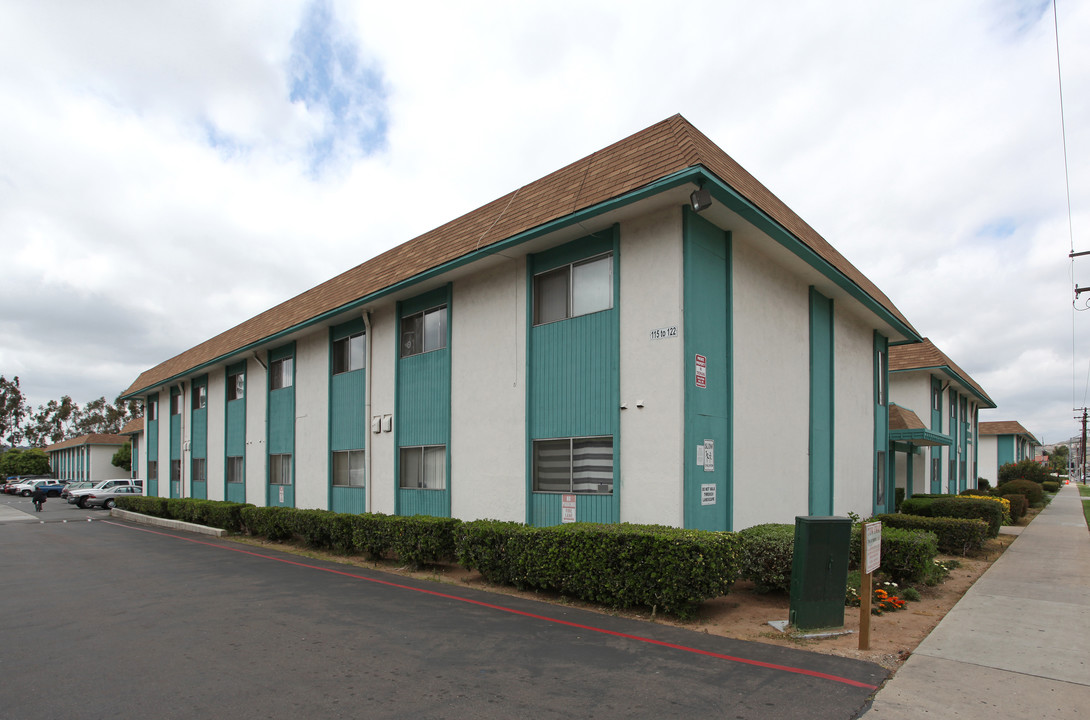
809 289 835 516
170 387 182 499
225 360 246 504
998 435 1015 466
331 486 367 514
873 333 891 514
526 230 620 527
267 343 295 508
331 369 367 450
398 488 449 517
682 209 731 531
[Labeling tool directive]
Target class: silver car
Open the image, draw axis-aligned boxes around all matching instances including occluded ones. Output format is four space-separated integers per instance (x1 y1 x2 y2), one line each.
83 484 143 509
69 479 137 508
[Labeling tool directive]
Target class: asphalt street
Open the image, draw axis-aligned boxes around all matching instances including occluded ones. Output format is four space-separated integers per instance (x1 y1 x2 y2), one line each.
1 496 887 719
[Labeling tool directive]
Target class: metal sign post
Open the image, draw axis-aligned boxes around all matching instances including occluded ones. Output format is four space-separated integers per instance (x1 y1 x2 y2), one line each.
859 521 882 650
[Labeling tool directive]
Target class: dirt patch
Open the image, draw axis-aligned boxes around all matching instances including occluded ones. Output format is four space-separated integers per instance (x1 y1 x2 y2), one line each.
230 513 1029 672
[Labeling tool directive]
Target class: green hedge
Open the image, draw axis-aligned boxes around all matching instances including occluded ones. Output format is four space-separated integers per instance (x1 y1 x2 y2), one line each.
1003 493 1028 521
849 525 939 585
1042 481 1060 493
735 523 794 593
998 459 1049 485
457 521 740 619
994 479 1043 506
930 498 1004 538
872 513 989 555
115 496 251 532
899 497 937 516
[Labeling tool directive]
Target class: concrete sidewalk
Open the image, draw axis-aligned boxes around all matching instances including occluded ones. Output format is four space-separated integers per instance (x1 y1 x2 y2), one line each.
863 483 1090 718
0 500 40 523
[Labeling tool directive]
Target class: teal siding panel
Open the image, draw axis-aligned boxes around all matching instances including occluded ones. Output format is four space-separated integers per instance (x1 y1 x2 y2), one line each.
997 435 1015 466
170 415 181 460
331 370 368 450
682 210 731 531
398 489 449 517
191 481 207 499
147 420 159 462
226 483 246 503
268 388 295 453
191 408 207 458
226 401 245 455
528 493 615 526
874 334 891 514
147 478 159 497
397 350 451 446
530 493 562 527
268 483 295 508
529 312 617 439
331 486 367 514
809 289 835 516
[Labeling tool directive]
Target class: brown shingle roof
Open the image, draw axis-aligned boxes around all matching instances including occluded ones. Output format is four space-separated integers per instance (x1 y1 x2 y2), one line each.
979 421 1038 442
889 404 927 431
889 338 994 407
44 434 129 451
123 114 918 396
120 418 144 435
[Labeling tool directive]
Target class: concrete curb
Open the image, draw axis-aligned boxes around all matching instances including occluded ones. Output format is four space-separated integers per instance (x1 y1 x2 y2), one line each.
110 507 227 537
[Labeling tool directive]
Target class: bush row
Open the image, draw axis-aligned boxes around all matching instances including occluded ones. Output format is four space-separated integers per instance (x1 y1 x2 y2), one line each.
872 513 988 555
1003 493 1028 520
115 498 741 618
995 479 1043 506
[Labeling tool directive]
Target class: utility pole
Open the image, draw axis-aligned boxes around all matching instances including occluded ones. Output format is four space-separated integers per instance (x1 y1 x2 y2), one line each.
1077 409 1089 485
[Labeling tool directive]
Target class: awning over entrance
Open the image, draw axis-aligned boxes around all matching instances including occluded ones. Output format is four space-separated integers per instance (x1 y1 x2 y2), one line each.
889 404 950 447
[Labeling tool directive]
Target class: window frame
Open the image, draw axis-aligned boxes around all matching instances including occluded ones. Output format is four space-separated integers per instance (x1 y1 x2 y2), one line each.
875 349 887 406
227 371 245 401
191 457 207 484
269 453 292 485
170 392 183 416
332 449 366 487
270 357 293 390
876 450 887 506
226 456 244 484
400 305 447 358
170 459 182 483
147 400 158 421
192 384 207 410
148 460 158 481
333 332 366 375
398 445 446 490
532 436 614 495
532 252 614 326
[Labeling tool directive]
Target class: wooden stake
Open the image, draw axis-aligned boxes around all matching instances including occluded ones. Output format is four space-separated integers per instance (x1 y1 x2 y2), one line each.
859 569 872 650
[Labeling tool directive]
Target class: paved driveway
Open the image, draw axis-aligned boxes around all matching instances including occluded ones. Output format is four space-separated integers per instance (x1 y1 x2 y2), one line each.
1 500 885 719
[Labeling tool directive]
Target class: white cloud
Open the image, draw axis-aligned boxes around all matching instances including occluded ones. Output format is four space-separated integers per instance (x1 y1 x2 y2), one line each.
0 0 1087 445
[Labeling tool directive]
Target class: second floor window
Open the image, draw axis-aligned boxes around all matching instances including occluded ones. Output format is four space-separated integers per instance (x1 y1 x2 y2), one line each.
333 332 366 374
270 357 293 390
401 306 447 358
227 371 245 401
534 253 613 325
192 385 207 410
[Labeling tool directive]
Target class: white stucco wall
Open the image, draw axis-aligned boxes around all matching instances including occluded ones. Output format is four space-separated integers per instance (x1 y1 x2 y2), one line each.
90 444 128 482
450 258 527 522
889 372 935 496
294 332 329 509
245 359 268 502
833 308 876 519
978 435 998 485
618 208 685 526
731 236 811 529
367 304 398 515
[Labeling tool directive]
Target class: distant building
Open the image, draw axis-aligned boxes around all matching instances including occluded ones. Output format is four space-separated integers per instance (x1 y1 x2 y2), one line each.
978 421 1040 484
120 417 144 481
45 434 130 483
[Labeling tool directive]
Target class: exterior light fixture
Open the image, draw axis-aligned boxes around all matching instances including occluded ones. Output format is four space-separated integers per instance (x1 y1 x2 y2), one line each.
690 185 712 213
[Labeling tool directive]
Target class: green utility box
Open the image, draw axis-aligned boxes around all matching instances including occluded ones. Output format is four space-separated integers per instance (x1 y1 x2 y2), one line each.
788 516 851 630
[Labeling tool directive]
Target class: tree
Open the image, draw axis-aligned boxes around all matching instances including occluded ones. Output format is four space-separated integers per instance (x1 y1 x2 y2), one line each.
112 442 132 472
0 448 51 476
1049 445 1070 473
24 396 78 447
0 375 29 447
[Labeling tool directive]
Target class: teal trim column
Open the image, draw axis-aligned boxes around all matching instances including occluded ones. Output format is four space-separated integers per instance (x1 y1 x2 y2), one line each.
682 209 732 531
330 318 368 514
267 343 296 508
873 333 891 514
809 288 835 516
224 360 247 503
146 393 159 497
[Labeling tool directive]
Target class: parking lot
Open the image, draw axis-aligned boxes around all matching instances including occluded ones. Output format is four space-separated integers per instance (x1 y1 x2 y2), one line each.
1 497 886 719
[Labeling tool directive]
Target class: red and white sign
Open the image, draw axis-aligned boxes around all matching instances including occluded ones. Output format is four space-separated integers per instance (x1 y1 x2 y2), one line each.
695 354 707 388
561 494 577 523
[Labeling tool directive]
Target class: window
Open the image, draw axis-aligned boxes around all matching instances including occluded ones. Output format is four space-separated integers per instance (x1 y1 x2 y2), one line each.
876 349 887 406
333 449 366 487
931 382 941 412
270 357 293 390
192 458 207 484
147 401 158 421
876 451 886 505
931 454 940 487
400 306 447 358
948 458 957 493
170 460 181 483
333 332 366 374
148 460 158 481
226 456 243 484
171 393 183 415
270 454 292 485
193 385 207 410
533 253 613 325
227 371 245 401
533 436 614 494
399 446 445 489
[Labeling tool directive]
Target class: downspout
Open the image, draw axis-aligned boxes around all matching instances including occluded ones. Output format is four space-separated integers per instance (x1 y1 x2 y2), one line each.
363 310 373 513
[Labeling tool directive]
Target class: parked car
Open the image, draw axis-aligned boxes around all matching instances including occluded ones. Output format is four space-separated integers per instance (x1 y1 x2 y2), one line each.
68 479 138 508
30 479 67 497
60 481 93 500
83 484 143 509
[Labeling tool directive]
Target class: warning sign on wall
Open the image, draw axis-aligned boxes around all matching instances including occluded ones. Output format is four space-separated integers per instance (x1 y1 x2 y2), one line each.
561 494 576 523
695 354 707 388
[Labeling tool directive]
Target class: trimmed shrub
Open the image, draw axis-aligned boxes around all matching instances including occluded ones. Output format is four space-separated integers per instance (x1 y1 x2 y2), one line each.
114 496 251 531
998 459 1049 485
894 488 906 513
977 477 991 492
1042 481 1060 493
387 515 461 567
900 497 937 517
456 521 741 618
350 513 394 559
849 525 939 584
290 508 338 548
930 498 1003 538
240 505 296 541
1003 493 1028 521
872 513 989 555
994 479 1043 506
735 523 794 593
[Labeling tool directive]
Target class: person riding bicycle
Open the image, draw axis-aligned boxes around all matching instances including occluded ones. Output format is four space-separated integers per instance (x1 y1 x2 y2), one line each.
32 485 47 512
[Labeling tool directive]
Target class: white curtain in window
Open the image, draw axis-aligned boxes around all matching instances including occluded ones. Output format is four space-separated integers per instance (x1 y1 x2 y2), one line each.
349 450 366 487
400 447 422 488
423 446 445 489
534 268 569 324
423 308 446 353
571 256 612 317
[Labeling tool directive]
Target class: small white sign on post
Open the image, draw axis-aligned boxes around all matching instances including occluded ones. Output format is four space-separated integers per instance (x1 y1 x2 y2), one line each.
864 521 882 574
701 483 717 506
561 494 577 523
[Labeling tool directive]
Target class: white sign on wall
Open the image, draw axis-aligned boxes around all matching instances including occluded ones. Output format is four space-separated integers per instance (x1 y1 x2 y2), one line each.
650 326 678 340
701 483 717 506
561 494 577 523
864 521 882 574
703 439 715 472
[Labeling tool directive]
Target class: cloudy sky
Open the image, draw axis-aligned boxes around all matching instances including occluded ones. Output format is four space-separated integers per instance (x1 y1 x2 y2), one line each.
1 0 1087 444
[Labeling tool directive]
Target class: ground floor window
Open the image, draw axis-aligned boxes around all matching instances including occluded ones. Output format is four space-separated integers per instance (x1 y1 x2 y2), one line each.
399 446 445 489
226 456 243 484
270 454 292 485
170 460 181 483
875 451 886 506
931 455 941 487
191 458 207 483
333 449 366 487
533 436 614 494
148 460 158 481
948 458 957 493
